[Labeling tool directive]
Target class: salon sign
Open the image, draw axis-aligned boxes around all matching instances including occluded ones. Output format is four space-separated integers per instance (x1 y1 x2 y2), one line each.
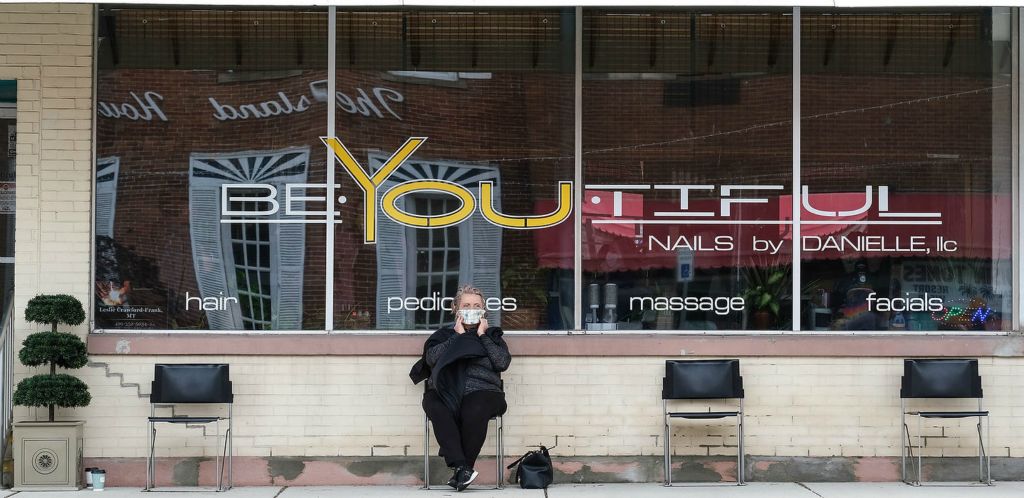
218 136 947 253
219 137 575 244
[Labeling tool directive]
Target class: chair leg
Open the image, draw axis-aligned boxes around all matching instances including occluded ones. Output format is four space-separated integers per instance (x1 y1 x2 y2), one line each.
215 419 222 491
499 417 505 489
986 415 992 485
423 414 430 490
977 418 984 484
977 412 992 485
663 400 671 486
737 416 745 485
738 408 745 485
219 426 230 491
151 425 158 487
499 416 505 489
916 414 923 486
228 405 234 490
900 400 906 484
494 416 502 490
146 421 155 490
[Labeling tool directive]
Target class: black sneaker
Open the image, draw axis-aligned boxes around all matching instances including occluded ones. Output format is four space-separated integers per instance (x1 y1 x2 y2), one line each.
455 466 478 492
446 469 458 489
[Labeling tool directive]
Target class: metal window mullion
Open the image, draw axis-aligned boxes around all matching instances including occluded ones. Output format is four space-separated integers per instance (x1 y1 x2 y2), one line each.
1014 7 1021 331
574 6 583 333
326 6 336 332
791 7 802 332
89 3 100 331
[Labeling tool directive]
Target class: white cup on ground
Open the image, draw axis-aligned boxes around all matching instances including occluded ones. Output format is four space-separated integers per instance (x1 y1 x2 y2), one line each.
91 469 106 491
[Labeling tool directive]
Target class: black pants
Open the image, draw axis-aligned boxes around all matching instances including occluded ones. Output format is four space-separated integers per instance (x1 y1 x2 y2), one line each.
423 390 507 469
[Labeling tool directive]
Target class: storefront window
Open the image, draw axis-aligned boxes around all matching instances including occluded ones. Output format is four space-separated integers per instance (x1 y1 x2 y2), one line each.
93 6 1016 334
95 7 328 330
581 10 794 331
799 9 1013 331
330 9 576 331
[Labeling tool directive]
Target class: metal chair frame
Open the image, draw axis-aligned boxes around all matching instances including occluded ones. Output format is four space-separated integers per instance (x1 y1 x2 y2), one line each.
899 358 992 487
145 364 233 492
663 400 744 486
147 406 232 492
422 413 504 490
662 359 745 486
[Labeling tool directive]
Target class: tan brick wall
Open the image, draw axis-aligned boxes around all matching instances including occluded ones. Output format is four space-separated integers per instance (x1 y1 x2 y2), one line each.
0 3 93 350
70 356 1024 460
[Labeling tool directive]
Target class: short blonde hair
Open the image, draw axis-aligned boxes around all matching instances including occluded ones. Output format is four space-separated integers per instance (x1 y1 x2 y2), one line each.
452 283 485 316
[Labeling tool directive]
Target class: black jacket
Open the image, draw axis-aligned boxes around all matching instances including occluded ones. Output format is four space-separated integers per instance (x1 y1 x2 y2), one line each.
410 326 508 413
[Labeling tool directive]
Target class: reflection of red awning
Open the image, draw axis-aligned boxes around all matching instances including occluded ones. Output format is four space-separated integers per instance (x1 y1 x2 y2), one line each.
779 193 870 239
587 190 644 238
534 192 1009 273
535 191 785 272
788 193 1011 261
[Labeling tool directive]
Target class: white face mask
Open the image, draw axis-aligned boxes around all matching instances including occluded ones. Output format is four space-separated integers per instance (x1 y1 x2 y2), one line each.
459 308 485 325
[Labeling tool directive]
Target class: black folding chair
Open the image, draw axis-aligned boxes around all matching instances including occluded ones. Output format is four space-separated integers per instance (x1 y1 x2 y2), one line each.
147 364 233 491
662 359 745 486
900 358 991 486
422 413 504 490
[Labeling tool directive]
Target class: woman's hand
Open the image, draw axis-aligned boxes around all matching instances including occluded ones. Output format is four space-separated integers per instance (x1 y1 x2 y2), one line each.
477 317 488 336
454 314 466 334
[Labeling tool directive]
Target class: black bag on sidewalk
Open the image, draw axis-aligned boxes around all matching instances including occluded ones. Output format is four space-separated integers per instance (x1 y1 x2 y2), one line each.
507 445 553 489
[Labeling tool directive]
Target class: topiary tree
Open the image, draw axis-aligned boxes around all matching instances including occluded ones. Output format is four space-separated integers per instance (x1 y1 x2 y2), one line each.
12 294 91 422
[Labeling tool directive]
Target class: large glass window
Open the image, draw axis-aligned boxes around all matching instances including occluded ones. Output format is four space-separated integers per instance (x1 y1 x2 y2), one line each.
93 6 1017 334
582 10 794 331
329 9 576 331
799 9 1013 331
95 7 328 330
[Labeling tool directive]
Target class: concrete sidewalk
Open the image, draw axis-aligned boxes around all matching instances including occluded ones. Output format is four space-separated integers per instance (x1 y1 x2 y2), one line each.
4 483 1024 498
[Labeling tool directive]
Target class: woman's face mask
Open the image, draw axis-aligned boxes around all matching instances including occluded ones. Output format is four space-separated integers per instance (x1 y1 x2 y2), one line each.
459 308 485 325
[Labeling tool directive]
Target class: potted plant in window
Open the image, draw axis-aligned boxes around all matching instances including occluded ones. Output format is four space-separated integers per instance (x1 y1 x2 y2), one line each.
12 294 91 490
500 260 549 329
741 262 791 330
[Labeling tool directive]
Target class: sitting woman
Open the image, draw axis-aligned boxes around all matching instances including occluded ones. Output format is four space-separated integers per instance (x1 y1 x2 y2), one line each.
412 284 510 492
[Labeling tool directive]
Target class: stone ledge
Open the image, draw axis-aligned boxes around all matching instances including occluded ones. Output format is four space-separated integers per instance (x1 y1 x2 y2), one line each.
87 333 1024 357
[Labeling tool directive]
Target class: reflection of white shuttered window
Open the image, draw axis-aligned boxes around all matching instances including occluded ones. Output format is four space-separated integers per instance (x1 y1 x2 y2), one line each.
409 196 463 329
95 157 119 238
226 194 273 330
188 148 308 330
370 154 501 329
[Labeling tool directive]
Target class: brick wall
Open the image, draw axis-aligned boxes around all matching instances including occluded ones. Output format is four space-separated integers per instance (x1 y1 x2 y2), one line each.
0 4 93 348
74 355 1024 463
